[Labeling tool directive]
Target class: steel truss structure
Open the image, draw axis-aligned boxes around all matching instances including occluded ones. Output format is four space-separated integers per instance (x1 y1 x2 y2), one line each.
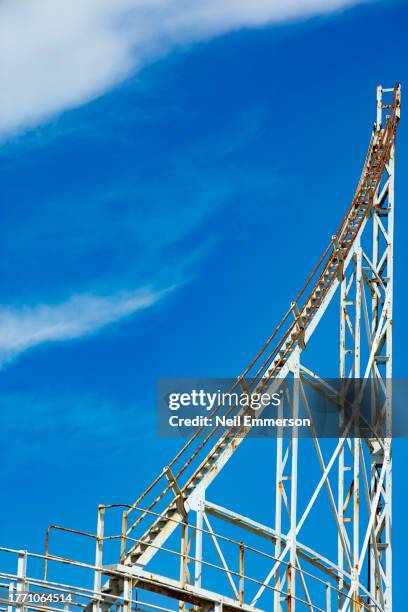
0 84 401 612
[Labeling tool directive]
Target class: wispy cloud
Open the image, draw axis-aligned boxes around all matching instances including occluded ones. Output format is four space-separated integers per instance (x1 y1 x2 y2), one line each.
0 103 269 367
1 0 369 137
0 0 369 365
0 287 168 365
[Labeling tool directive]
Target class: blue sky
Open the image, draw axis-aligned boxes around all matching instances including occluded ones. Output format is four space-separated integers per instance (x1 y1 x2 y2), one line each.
1 0 408 608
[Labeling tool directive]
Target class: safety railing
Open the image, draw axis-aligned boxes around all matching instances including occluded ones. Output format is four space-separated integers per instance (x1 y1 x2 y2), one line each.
36 501 384 611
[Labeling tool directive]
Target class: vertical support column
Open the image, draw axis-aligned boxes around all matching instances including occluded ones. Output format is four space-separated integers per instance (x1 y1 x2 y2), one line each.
93 506 105 612
16 552 27 612
338 246 362 609
383 119 395 612
352 437 360 612
7 582 15 612
326 583 332 612
369 129 381 607
194 497 204 588
179 514 189 612
376 85 383 128
353 248 362 612
120 511 128 564
371 200 379 354
123 576 132 612
339 276 347 380
287 350 300 612
239 542 245 605
354 248 362 379
338 274 347 606
274 395 284 612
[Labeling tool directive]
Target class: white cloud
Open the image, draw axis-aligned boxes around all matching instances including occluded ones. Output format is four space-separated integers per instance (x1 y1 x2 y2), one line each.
0 287 167 364
0 0 371 363
1 0 369 136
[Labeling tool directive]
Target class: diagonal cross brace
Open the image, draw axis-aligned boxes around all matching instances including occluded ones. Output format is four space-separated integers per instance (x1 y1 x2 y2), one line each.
164 466 188 522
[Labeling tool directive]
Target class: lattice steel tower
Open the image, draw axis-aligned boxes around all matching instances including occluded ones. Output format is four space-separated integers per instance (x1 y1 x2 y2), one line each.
1 84 401 612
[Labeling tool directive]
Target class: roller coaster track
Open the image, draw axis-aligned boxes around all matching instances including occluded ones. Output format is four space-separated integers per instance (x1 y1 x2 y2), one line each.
89 84 400 612
1 84 400 612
